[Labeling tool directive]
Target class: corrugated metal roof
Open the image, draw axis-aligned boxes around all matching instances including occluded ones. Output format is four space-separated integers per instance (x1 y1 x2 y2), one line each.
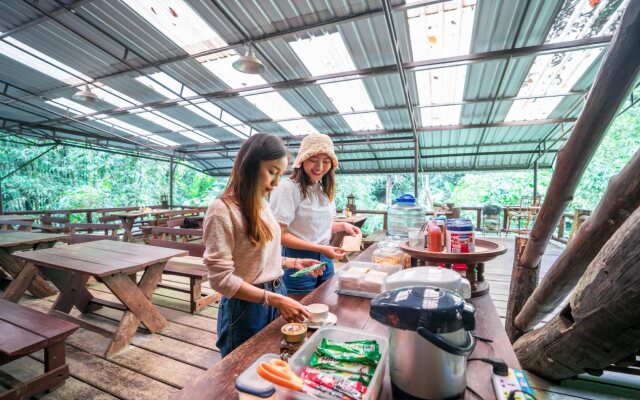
0 0 630 175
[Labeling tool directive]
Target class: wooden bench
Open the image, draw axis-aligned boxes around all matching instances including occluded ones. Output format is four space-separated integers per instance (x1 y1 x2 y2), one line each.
148 240 219 314
0 298 78 399
32 216 70 234
151 227 203 242
0 221 33 232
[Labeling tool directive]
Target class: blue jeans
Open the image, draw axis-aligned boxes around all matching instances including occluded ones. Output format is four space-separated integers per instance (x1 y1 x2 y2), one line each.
216 279 286 358
282 247 334 295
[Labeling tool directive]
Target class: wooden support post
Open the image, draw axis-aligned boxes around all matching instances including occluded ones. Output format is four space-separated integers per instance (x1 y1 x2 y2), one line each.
169 158 175 208
514 207 640 380
533 160 538 199
557 214 566 239
506 236 539 341
505 1 640 340
515 150 640 331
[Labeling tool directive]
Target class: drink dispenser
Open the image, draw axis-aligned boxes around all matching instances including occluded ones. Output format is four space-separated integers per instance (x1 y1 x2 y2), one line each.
370 286 475 399
387 194 426 239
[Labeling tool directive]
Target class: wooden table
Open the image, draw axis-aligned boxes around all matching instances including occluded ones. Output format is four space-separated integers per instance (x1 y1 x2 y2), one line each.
0 232 63 298
400 238 507 297
330 215 367 247
111 209 173 242
3 240 187 357
174 244 521 400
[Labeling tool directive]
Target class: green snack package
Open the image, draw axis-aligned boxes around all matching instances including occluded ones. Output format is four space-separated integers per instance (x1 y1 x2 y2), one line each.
290 262 327 278
318 339 381 363
310 353 375 378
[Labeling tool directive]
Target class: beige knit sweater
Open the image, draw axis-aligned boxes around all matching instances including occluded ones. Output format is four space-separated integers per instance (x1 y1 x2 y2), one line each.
202 198 283 298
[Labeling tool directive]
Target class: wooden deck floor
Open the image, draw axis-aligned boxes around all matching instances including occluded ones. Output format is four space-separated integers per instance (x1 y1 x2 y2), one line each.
1 236 638 399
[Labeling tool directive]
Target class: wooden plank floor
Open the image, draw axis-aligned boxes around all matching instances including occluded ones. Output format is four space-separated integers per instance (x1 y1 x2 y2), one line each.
1 236 638 399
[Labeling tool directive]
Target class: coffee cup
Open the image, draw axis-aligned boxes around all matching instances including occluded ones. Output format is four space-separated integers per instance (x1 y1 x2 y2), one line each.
307 303 329 323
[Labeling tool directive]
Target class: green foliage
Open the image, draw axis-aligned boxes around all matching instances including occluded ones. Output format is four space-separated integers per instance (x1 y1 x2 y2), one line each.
482 204 502 216
1 103 636 231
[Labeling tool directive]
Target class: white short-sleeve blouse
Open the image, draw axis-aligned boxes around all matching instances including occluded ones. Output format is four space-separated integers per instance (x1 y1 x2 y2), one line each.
269 179 334 246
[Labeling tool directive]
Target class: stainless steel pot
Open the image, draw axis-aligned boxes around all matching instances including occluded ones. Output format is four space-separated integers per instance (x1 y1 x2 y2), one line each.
371 286 475 399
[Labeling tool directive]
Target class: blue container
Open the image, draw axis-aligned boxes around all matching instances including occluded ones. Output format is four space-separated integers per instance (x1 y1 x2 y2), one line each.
387 194 426 239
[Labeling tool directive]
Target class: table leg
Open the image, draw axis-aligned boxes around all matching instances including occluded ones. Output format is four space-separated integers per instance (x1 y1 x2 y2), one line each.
102 263 167 357
2 262 38 302
43 270 97 313
0 247 57 298
120 216 135 242
465 263 477 293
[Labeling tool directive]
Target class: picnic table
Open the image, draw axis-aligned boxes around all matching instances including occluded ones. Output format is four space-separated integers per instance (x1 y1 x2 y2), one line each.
174 244 521 400
3 240 187 357
110 209 173 242
0 231 63 298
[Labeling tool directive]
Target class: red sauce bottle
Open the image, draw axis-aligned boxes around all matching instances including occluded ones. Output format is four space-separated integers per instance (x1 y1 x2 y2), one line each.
428 225 443 252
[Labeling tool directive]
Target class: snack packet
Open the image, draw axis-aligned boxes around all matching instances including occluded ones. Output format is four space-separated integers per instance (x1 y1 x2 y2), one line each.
310 353 375 377
317 339 381 364
301 367 367 400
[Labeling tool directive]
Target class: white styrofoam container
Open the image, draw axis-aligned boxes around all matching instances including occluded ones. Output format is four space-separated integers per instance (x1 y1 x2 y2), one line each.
276 326 389 400
336 261 402 298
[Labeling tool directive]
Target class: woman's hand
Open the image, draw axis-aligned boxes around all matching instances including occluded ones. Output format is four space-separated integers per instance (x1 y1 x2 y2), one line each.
342 222 361 236
294 258 326 277
321 246 346 260
271 294 310 323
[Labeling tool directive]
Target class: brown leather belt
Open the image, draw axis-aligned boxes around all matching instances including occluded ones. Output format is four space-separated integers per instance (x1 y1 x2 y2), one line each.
254 277 282 289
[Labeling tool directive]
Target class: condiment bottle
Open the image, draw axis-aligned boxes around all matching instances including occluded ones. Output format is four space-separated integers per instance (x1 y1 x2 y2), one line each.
428 223 443 252
280 323 307 360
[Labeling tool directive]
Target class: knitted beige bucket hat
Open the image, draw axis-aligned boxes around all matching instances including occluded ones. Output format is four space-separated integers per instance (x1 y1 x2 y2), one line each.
292 133 339 169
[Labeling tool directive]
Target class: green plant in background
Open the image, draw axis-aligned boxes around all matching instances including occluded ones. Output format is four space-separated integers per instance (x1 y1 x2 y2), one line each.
482 204 502 216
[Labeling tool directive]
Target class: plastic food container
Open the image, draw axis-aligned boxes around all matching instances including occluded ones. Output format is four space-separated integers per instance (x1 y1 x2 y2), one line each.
337 261 402 298
235 353 280 399
446 219 476 254
277 326 389 400
387 194 426 239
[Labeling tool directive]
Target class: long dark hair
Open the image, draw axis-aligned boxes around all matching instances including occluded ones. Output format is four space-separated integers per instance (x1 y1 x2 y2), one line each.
290 164 336 202
221 134 287 247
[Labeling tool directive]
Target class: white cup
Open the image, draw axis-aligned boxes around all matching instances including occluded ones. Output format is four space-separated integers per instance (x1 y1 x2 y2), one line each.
307 303 329 323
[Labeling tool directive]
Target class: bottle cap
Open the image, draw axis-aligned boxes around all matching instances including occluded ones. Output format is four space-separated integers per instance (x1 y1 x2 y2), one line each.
281 323 307 343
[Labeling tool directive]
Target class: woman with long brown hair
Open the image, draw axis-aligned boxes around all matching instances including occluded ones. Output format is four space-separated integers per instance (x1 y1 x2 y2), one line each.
203 133 323 357
269 133 360 298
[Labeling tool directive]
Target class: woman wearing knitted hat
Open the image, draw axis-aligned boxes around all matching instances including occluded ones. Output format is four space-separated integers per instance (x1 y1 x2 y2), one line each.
269 133 361 298
203 133 324 357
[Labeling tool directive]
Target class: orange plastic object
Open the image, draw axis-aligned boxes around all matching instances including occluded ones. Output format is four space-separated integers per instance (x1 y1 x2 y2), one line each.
428 226 443 252
256 359 303 391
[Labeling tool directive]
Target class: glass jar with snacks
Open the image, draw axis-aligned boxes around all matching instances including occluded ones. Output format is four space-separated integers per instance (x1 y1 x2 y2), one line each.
372 240 405 267
280 323 307 360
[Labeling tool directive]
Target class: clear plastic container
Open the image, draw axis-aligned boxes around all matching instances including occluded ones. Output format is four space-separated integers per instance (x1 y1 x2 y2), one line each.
276 326 389 400
387 194 426 239
337 261 402 298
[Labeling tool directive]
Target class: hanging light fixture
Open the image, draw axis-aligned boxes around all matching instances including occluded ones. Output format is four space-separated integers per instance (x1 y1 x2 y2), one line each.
232 43 266 74
72 85 100 103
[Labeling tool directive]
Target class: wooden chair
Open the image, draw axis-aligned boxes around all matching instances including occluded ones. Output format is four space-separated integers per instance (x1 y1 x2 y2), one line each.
0 298 78 399
0 220 33 232
505 195 541 235
148 239 219 314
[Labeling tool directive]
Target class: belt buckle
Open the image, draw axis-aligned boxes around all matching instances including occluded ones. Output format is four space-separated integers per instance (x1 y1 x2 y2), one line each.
273 278 281 288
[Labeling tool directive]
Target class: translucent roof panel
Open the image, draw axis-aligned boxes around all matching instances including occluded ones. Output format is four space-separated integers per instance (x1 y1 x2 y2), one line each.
289 31 355 75
420 105 463 127
407 0 477 62
135 72 198 100
545 0 628 44
0 36 91 86
290 31 382 133
184 101 249 140
414 66 467 105
243 92 319 136
505 48 603 121
122 0 228 54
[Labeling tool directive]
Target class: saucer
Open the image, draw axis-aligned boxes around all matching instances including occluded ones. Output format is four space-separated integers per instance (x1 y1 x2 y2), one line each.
304 312 337 329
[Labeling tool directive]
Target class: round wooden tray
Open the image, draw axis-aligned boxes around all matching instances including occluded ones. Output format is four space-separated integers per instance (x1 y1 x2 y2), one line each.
400 238 507 264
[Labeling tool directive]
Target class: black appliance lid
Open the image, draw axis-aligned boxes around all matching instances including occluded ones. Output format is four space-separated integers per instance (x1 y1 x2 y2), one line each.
370 286 475 334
